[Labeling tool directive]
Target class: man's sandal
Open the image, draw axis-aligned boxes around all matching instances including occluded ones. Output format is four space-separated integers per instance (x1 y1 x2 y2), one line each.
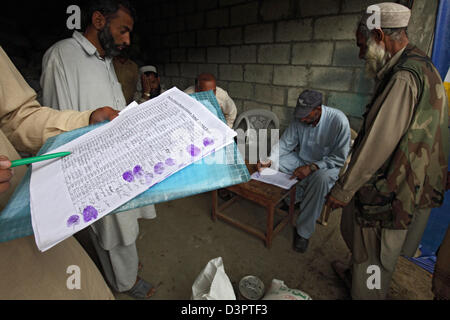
127 278 156 300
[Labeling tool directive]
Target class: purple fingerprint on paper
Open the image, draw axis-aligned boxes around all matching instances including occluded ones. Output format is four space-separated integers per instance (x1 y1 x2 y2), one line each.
187 144 201 157
165 158 176 166
123 171 134 183
203 137 215 147
133 165 144 177
67 215 80 228
83 206 98 223
154 162 165 175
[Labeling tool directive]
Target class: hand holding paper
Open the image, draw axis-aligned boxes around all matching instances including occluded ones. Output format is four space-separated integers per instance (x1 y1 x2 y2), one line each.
30 88 237 251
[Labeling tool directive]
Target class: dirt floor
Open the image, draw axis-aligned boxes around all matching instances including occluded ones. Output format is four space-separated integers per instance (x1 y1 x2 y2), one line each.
91 192 436 300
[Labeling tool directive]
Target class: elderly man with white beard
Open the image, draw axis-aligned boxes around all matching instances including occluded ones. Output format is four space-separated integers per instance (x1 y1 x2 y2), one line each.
326 3 449 300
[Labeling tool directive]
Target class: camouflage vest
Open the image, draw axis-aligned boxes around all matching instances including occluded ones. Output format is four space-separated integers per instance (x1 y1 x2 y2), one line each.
355 44 450 229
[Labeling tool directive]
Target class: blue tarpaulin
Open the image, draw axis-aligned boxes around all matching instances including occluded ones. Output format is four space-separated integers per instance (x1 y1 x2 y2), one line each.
0 90 250 244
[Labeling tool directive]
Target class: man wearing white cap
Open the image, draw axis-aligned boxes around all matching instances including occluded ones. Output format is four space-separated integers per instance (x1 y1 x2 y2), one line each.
327 2 449 299
258 90 351 253
134 65 164 104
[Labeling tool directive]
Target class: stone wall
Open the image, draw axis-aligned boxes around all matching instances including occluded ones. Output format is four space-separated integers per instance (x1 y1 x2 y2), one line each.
0 0 438 132
136 0 438 132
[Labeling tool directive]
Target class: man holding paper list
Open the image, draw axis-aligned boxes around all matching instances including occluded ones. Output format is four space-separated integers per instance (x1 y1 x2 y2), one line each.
258 90 351 253
41 0 157 299
0 46 117 299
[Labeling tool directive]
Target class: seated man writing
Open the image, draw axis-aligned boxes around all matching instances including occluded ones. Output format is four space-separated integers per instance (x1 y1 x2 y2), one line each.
258 90 351 253
185 73 237 128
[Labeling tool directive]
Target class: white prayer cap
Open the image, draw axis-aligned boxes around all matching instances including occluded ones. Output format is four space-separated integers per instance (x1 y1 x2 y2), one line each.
363 2 411 28
139 65 157 74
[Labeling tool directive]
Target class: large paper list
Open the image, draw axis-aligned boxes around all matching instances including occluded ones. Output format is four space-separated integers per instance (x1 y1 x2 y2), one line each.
30 88 236 251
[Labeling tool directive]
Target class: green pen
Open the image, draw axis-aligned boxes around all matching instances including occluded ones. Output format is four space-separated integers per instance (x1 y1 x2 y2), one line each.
10 152 72 168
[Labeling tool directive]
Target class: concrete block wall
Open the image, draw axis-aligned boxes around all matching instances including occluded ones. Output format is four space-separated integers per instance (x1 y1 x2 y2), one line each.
0 1 438 133
139 0 398 132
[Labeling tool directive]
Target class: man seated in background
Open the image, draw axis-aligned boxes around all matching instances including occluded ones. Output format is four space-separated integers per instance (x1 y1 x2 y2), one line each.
113 52 139 104
185 73 237 128
258 90 351 253
134 65 164 104
0 46 117 299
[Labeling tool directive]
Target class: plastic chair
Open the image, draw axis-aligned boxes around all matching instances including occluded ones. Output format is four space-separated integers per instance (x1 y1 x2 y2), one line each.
233 109 280 162
233 109 280 133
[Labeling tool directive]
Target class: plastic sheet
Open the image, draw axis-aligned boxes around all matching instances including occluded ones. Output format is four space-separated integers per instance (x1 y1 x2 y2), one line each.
0 90 250 243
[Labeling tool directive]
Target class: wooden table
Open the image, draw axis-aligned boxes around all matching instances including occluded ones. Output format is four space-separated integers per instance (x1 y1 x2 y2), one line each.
211 164 297 248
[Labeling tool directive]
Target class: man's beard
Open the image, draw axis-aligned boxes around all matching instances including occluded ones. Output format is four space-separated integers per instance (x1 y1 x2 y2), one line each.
98 22 124 58
364 37 392 78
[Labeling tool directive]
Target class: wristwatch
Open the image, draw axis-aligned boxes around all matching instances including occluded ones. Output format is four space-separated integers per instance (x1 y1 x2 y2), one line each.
309 163 319 172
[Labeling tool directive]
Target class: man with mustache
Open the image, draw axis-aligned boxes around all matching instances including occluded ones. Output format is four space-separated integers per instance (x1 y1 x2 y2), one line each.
41 0 157 299
327 3 449 299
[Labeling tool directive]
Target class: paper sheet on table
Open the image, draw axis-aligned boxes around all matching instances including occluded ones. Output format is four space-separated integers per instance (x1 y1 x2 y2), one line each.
30 87 236 252
251 168 298 190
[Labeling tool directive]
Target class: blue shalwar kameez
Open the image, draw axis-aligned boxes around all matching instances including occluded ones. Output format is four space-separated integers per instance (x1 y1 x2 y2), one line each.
268 106 351 239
